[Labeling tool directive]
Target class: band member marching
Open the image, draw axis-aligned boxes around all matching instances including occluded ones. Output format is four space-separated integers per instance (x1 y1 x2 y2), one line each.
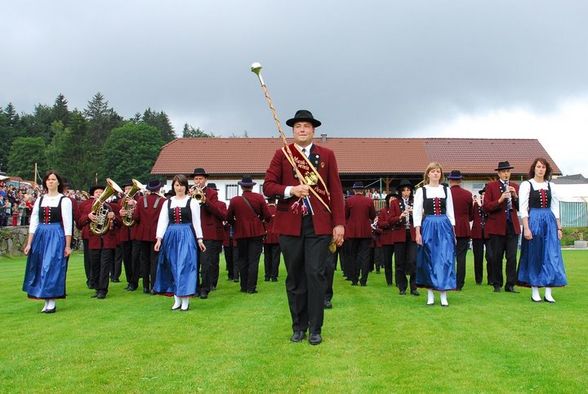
471 187 493 285
392 179 419 296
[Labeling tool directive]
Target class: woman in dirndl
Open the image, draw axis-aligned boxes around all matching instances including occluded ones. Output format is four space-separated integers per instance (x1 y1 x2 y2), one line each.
22 171 73 313
414 162 456 307
154 174 206 311
518 158 567 303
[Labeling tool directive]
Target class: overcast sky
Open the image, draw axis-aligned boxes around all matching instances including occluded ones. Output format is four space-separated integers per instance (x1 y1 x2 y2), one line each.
2 0 587 176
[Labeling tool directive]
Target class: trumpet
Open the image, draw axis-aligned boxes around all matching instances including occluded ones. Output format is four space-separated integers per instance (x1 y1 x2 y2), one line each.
90 178 123 236
189 185 206 203
122 179 145 227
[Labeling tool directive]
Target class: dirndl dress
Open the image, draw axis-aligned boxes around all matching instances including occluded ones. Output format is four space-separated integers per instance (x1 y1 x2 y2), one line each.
153 198 198 297
518 182 567 287
416 187 456 291
22 196 68 299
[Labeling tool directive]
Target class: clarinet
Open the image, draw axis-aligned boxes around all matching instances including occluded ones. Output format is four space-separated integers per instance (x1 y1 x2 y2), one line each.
403 198 412 230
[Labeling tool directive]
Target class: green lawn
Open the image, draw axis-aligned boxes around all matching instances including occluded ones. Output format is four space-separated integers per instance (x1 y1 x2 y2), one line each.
1 250 586 393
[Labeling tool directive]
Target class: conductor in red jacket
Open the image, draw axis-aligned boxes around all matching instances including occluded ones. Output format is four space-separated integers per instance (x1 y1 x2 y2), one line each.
448 170 473 291
345 182 377 286
263 110 345 346
226 175 271 294
483 161 521 293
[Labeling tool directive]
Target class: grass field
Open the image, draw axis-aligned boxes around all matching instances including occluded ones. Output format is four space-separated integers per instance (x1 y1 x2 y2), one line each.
1 250 586 393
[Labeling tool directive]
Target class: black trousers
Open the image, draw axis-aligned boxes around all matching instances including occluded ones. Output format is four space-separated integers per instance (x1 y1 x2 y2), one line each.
82 239 93 288
135 240 157 291
455 237 470 290
381 244 394 285
89 248 114 294
112 245 123 280
373 246 383 270
117 240 134 285
489 221 519 289
394 237 417 291
263 243 281 280
224 244 235 279
340 241 351 279
348 238 371 285
325 249 338 302
199 239 222 295
280 215 330 334
236 237 263 292
472 234 493 285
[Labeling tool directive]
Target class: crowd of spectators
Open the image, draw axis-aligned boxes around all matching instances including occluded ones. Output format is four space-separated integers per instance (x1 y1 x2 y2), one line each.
0 182 39 227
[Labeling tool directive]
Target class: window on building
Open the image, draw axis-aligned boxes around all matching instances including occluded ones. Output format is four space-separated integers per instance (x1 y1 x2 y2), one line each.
226 184 239 199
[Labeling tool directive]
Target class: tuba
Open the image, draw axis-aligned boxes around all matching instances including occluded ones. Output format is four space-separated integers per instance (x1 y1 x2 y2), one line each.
189 185 206 203
122 179 145 227
90 178 123 236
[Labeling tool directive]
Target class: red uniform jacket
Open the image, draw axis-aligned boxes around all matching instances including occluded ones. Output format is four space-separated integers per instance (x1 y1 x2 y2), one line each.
483 180 521 236
391 198 417 243
471 201 488 240
132 193 166 242
77 200 121 249
377 204 399 245
200 187 227 241
263 204 280 245
227 191 271 239
263 144 345 236
345 194 376 239
450 185 473 238
76 198 94 240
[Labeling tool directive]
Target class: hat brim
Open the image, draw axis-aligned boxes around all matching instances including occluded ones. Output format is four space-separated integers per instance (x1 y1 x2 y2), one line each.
494 166 514 171
447 176 463 180
286 118 321 128
238 182 256 187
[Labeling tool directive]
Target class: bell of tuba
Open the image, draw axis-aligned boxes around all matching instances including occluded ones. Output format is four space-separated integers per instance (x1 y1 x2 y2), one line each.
90 178 123 236
122 179 145 227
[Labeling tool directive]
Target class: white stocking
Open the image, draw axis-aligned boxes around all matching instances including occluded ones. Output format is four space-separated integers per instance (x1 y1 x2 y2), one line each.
440 291 448 306
427 290 435 305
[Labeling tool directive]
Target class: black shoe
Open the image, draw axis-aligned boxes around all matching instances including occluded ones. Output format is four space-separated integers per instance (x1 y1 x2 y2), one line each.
493 286 502 293
240 289 247 293
531 296 542 303
324 300 333 309
456 287 463 291
143 288 150 294
91 292 98 298
410 289 420 296
351 282 358 286
360 282 367 287
111 278 120 283
399 289 406 295
543 297 555 304
199 293 208 299
291 331 306 342
96 292 106 299
247 289 258 294
271 278 278 282
233 279 240 283
44 307 56 314
476 282 482 285
309 333 322 345
127 285 137 292
264 278 270 282
150 289 156 295
505 286 519 293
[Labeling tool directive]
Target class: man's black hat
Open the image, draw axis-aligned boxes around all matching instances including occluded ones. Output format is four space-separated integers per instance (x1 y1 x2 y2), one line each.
193 168 208 177
286 109 321 128
146 179 162 191
207 182 219 191
397 179 413 190
89 185 105 196
238 175 256 187
352 181 365 189
447 170 463 180
495 161 514 171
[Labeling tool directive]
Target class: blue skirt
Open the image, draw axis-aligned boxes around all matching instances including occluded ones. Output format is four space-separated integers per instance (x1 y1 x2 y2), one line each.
22 223 68 299
153 223 198 297
518 208 567 287
416 215 456 291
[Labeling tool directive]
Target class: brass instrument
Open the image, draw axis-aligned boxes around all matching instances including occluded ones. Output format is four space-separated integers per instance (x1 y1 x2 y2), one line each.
90 178 123 235
190 185 206 203
122 179 145 227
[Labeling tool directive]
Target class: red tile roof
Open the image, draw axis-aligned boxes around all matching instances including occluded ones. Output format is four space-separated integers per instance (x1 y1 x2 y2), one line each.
151 137 561 177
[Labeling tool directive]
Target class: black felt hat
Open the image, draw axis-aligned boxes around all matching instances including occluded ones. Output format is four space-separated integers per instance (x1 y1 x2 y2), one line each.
193 168 208 177
146 179 162 191
238 175 256 187
285 109 321 128
447 170 463 180
495 161 514 171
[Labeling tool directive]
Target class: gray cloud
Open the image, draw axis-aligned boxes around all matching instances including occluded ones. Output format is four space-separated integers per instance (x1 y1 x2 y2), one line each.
2 0 587 171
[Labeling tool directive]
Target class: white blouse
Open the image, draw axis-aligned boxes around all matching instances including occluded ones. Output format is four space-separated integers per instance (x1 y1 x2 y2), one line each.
519 179 560 219
155 196 203 240
29 194 73 236
413 185 455 227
